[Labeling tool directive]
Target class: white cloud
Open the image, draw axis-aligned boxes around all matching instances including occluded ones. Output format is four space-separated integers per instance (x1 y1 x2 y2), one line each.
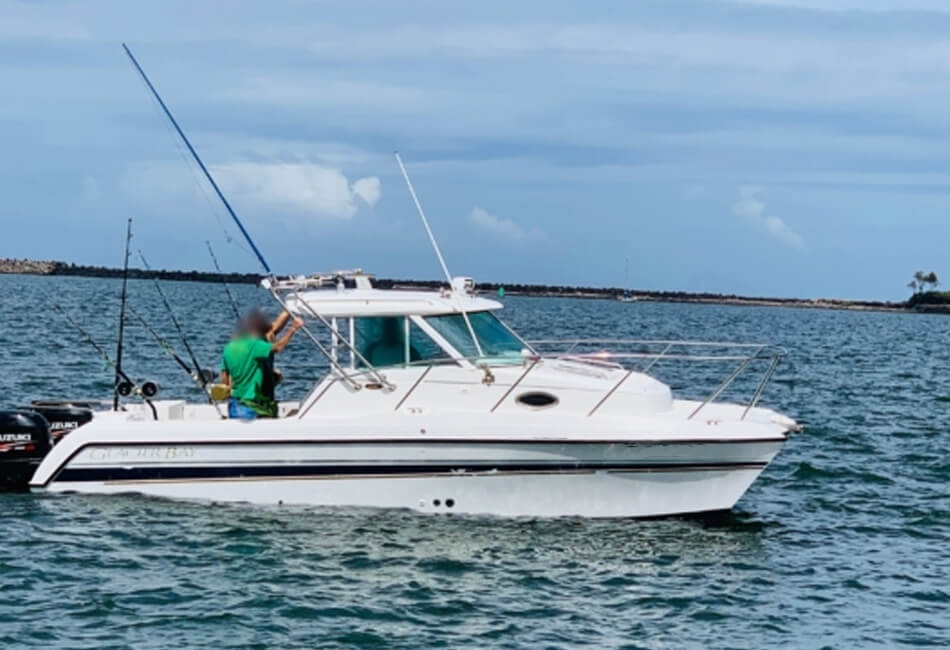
210 162 380 220
469 207 531 239
468 207 545 242
351 176 381 207
732 186 805 249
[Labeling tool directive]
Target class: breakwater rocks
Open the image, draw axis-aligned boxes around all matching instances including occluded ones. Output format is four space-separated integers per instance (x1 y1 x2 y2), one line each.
0 258 925 313
0 258 260 284
0 259 58 275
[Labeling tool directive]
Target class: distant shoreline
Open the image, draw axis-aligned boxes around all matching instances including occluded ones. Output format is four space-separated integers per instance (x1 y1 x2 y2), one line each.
0 257 939 314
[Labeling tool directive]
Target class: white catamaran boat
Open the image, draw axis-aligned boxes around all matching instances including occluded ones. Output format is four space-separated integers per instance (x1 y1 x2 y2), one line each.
30 271 798 518
27 44 799 518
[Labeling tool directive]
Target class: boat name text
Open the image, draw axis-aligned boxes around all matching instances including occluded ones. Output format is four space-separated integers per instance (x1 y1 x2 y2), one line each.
86 446 196 461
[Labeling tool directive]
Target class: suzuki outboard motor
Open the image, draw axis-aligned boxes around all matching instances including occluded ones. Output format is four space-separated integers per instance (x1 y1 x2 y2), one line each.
0 411 53 491
23 402 95 443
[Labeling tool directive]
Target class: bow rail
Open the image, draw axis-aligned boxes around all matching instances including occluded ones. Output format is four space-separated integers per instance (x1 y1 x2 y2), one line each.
302 338 786 419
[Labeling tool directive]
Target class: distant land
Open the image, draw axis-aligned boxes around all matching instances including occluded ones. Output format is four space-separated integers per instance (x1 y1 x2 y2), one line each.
1 257 944 313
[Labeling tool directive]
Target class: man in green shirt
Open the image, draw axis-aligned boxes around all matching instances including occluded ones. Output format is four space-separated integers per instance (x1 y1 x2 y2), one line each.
221 310 303 419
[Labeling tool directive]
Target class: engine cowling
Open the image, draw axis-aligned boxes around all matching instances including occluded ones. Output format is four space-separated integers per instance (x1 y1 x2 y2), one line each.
0 410 53 491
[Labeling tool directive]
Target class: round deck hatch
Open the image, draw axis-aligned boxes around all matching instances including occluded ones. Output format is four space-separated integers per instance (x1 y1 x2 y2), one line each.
515 391 559 409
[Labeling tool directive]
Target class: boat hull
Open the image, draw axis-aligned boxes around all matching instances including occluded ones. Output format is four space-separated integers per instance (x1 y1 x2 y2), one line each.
32 438 785 518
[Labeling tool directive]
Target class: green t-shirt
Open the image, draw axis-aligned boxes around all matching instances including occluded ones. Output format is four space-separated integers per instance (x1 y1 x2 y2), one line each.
221 336 276 416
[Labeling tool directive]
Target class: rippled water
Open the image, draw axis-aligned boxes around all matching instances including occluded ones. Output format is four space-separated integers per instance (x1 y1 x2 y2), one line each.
0 274 947 648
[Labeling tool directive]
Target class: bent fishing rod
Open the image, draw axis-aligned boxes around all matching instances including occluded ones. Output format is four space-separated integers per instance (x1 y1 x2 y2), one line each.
54 304 158 420
122 44 347 387
122 43 272 276
137 250 212 394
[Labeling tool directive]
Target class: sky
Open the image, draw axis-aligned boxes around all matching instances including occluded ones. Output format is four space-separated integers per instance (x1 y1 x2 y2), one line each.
2 0 950 300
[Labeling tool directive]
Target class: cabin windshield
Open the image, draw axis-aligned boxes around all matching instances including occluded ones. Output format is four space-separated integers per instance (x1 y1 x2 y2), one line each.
424 311 525 360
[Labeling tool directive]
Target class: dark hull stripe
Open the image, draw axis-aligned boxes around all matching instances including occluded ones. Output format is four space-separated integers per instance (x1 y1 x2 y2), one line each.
35 438 785 488
54 462 767 484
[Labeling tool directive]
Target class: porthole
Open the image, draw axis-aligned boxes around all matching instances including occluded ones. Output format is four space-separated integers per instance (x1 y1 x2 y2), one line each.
433 499 441 507
445 498 455 508
515 391 559 409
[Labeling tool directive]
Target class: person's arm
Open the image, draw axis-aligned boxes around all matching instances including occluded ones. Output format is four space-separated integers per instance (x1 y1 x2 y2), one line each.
266 311 292 342
272 317 304 354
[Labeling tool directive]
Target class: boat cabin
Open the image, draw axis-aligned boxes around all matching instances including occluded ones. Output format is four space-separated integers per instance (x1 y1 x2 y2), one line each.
278 271 531 372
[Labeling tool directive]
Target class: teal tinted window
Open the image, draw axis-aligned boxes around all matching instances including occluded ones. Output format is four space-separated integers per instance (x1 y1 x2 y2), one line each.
424 311 524 359
355 317 451 367
409 320 449 363
355 317 407 368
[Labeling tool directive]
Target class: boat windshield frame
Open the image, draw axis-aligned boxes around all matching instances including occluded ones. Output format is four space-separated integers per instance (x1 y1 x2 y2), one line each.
301 308 530 372
421 311 530 364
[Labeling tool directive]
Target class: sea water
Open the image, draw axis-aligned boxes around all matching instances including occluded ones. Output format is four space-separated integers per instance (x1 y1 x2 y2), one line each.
0 274 946 649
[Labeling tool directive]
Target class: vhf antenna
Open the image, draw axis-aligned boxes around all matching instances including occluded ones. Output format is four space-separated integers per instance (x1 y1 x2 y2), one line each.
394 151 483 357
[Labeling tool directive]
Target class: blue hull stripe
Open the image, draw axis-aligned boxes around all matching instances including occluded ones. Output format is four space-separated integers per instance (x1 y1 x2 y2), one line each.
54 461 767 483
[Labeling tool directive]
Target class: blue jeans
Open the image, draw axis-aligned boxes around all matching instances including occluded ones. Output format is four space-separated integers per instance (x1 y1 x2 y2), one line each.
228 398 258 420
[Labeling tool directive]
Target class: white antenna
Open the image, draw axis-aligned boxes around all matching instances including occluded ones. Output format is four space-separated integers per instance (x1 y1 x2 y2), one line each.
394 151 484 358
395 151 453 285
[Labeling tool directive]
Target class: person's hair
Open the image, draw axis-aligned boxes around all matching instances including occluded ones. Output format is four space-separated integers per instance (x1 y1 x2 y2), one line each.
240 310 271 338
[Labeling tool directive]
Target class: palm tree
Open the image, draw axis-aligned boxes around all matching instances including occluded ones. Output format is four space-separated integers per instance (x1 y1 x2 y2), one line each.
924 271 939 291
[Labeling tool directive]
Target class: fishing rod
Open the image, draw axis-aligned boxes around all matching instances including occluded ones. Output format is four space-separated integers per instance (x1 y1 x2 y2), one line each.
113 218 133 411
120 45 357 393
54 304 158 420
206 240 241 321
121 43 272 275
127 305 193 376
126 305 221 412
137 250 212 395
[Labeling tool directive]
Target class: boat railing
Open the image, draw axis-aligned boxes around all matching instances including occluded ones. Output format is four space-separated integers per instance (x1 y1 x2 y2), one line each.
527 339 785 418
315 339 785 419
265 281 396 392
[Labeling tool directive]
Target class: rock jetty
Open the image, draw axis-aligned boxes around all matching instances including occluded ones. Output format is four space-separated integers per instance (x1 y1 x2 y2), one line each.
0 258 260 284
0 257 927 314
0 259 58 275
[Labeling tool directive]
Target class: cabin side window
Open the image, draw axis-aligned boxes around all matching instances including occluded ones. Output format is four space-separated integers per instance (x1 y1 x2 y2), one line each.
353 317 452 368
355 317 405 368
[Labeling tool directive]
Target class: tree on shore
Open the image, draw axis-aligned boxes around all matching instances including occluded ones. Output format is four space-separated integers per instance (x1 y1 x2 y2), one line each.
909 270 939 294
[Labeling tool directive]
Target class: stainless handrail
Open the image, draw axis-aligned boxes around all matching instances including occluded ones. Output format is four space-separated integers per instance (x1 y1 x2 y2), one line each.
267 287 363 391
490 357 540 412
265 285 395 392
688 356 754 419
529 338 767 349
290 288 395 391
524 340 786 418
289 338 786 419
741 353 783 420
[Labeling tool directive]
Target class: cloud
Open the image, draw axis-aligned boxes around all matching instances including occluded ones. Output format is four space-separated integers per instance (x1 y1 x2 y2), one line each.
351 176 381 206
210 162 380 220
732 186 805 249
469 207 532 239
